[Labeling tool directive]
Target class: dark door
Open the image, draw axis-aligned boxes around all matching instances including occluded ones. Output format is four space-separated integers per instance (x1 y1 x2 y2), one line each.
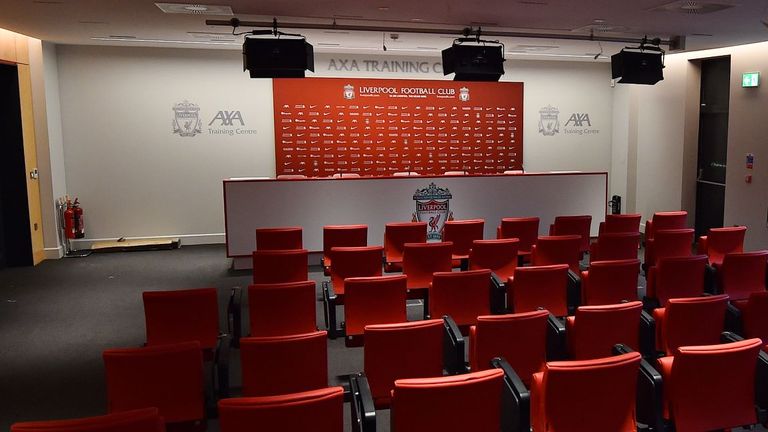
695 57 730 239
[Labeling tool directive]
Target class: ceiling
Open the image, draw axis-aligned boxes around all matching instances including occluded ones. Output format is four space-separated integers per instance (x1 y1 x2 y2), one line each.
2 0 768 59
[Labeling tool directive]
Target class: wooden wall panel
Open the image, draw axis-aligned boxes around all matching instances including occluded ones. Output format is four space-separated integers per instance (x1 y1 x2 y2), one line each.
15 36 29 65
0 29 18 63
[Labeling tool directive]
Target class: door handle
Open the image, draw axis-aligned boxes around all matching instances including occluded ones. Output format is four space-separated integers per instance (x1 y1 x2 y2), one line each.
29 168 39 180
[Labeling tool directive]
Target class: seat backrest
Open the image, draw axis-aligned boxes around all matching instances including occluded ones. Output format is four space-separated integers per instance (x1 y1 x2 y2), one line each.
142 288 220 350
534 352 641 432
248 281 316 337
531 235 581 272
551 215 592 253
239 331 327 397
364 320 444 407
648 211 687 239
255 226 303 251
402 242 453 289
499 217 540 254
103 342 204 423
668 339 762 431
661 294 728 355
344 275 408 337
704 226 746 265
652 229 694 265
742 291 768 342
720 251 768 301
430 269 491 326
322 225 368 261
508 264 570 316
252 249 308 284
218 387 344 432
391 369 504 432
566 301 642 360
384 222 427 265
603 214 641 234
10 408 166 432
592 232 640 261
470 311 548 384
469 238 519 280
329 246 383 293
653 255 707 306
442 219 485 257
580 259 639 306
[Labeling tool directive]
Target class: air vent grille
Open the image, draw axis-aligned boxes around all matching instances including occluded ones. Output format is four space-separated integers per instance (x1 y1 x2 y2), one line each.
650 1 736 14
155 3 233 15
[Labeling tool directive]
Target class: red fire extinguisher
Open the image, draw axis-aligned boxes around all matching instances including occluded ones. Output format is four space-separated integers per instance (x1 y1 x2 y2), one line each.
64 197 85 239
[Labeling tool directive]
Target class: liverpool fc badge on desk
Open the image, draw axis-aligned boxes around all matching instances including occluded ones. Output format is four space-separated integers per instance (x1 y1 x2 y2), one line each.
412 183 454 241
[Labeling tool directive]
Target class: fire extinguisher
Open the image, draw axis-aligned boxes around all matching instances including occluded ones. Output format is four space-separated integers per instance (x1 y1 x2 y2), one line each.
64 197 85 239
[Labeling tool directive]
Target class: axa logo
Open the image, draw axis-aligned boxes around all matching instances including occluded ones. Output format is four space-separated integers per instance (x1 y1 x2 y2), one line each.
209 110 245 126
564 113 592 127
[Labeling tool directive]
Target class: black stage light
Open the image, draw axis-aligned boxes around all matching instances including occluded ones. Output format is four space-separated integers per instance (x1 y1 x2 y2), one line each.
242 37 314 78
611 37 665 85
442 43 505 82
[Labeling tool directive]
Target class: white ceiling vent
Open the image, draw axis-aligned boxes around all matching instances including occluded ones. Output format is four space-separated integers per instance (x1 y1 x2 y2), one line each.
650 1 736 14
572 23 631 33
155 3 233 16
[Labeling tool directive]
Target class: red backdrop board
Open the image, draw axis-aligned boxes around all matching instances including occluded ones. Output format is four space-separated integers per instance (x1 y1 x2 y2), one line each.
273 78 523 177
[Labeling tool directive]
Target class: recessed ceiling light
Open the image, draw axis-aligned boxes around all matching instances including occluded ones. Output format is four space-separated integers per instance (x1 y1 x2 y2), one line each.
593 18 606 24
411 18 424 21
155 3 233 15
184 5 208 11
378 6 389 11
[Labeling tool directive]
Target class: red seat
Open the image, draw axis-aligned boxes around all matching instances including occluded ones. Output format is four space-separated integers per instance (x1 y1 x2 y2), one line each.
322 224 368 275
364 320 444 408
239 331 327 397
718 250 768 306
248 281 316 337
391 369 504 432
218 387 344 432
646 255 707 307
697 226 746 266
656 338 762 431
255 226 302 251
644 211 687 241
549 215 592 254
599 213 641 234
383 222 427 272
742 291 768 343
252 249 308 284
497 217 540 262
468 238 519 280
103 342 204 425
653 294 728 356
10 408 165 432
531 235 581 273
402 242 453 290
344 275 407 343
507 264 569 316
430 269 492 327
530 352 642 432
328 246 383 300
442 219 485 265
142 288 220 351
469 311 548 385
580 259 639 306
644 228 694 271
566 301 643 359
589 232 640 262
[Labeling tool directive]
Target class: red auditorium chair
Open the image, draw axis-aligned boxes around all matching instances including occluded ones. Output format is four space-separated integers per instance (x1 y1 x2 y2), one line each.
653 294 728 356
10 408 166 432
401 241 453 308
442 219 485 268
589 232 640 261
322 224 368 275
656 338 762 431
239 331 327 397
322 245 383 338
697 226 746 266
248 281 316 337
469 238 519 279
390 369 505 432
383 221 427 272
497 216 540 263
718 250 768 307
507 264 570 317
645 255 707 308
643 228 694 272
549 215 592 255
343 275 407 346
429 269 492 327
255 226 302 251
531 235 581 273
580 259 640 306
740 291 768 343
468 311 548 384
599 213 641 234
252 249 308 284
103 342 205 429
644 211 687 242
566 301 643 359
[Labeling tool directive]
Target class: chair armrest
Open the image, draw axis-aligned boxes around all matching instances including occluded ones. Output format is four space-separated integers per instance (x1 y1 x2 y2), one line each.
639 310 656 359
322 281 340 339
491 357 530 432
613 344 664 432
227 287 242 348
442 315 467 374
547 313 567 361
349 373 377 432
721 331 744 343
215 334 231 399
725 303 743 335
567 270 582 315
490 272 507 314
756 350 768 422
704 264 718 294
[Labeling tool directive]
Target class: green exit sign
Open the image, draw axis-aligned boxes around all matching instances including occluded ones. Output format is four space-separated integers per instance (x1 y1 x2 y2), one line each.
743 72 760 88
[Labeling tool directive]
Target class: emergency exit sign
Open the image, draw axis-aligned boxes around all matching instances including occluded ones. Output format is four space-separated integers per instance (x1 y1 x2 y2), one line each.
742 72 760 88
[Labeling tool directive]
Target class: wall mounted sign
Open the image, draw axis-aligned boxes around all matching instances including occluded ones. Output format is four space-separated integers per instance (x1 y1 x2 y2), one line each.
742 72 760 88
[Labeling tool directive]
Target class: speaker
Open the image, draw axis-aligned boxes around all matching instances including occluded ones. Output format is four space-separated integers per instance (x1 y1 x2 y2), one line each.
611 50 664 85
442 44 505 82
243 38 315 78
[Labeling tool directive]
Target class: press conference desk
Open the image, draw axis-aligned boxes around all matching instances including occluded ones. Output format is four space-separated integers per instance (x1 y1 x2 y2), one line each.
224 172 607 269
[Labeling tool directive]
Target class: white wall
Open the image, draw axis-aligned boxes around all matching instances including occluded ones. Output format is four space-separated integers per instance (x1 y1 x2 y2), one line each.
54 45 614 242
